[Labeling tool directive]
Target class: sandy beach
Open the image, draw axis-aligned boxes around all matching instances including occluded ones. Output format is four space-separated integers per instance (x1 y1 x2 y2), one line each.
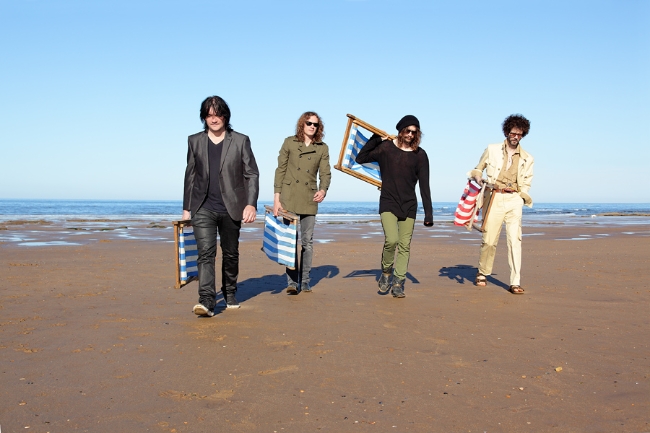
1 219 649 432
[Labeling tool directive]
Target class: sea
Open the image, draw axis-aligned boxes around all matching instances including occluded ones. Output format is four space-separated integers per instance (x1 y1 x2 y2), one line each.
1 199 649 226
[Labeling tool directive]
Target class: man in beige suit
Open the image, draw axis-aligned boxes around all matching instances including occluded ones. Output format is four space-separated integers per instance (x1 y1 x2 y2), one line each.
470 114 534 294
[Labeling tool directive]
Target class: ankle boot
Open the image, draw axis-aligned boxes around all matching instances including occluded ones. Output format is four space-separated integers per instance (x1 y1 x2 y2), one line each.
378 270 392 293
391 278 405 298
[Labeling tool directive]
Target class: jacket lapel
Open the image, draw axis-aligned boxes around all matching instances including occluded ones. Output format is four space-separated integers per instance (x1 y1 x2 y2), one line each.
198 132 210 179
497 141 506 173
517 147 530 184
220 131 233 172
298 140 318 156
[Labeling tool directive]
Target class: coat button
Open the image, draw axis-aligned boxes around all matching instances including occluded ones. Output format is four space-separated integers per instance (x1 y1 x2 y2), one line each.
308 157 311 160
305 182 308 185
299 155 302 158
306 169 310 173
297 167 300 170
296 180 299 183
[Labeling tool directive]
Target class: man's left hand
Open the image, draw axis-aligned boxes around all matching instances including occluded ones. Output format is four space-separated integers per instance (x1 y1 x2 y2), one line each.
242 205 257 223
313 190 326 203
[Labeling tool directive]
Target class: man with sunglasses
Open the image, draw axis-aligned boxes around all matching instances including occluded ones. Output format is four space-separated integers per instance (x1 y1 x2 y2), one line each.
273 112 331 294
356 115 433 298
469 114 534 294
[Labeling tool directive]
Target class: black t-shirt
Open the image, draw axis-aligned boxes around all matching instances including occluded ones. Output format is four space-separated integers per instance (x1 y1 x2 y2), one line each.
202 138 228 213
355 134 433 223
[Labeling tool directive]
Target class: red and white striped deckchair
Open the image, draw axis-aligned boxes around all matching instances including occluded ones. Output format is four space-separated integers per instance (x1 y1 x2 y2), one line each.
454 179 483 230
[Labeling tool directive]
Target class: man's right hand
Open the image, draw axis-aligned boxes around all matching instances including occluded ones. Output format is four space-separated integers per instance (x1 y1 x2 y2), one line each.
473 175 484 186
182 210 191 221
273 193 283 217
273 201 283 217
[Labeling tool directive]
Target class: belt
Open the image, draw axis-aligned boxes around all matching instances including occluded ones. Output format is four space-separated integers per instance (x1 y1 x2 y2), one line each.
492 188 517 194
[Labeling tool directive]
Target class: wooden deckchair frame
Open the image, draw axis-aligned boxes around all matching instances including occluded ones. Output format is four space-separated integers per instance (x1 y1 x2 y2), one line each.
263 205 298 223
334 114 396 189
263 205 299 270
172 220 197 289
471 184 496 233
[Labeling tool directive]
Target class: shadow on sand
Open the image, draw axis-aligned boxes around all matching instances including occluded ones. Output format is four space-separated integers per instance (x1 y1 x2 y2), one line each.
344 269 420 284
438 264 509 291
344 269 420 295
194 265 341 315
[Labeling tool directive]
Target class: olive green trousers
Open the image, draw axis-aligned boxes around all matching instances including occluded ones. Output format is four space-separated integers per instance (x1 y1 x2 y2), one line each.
380 212 415 280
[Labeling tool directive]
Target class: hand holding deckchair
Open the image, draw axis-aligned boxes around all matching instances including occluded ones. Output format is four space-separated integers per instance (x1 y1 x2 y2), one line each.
334 114 395 188
173 220 198 288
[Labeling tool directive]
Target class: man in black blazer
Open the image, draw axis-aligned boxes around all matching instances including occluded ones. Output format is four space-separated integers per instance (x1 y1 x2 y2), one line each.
183 96 259 317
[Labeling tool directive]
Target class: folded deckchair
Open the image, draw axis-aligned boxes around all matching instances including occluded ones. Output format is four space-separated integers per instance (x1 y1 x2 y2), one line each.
173 220 198 288
453 180 495 232
262 206 299 270
334 114 395 188
454 179 482 230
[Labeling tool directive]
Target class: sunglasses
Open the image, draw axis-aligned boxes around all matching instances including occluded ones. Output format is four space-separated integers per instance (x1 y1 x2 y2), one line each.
404 129 418 135
305 121 320 128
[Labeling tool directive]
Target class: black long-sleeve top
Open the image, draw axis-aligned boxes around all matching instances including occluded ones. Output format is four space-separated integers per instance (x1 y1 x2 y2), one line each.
356 134 433 225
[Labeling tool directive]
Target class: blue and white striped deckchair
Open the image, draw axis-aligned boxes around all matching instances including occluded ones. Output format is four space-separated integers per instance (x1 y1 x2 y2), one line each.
178 226 198 283
341 124 382 183
262 211 297 269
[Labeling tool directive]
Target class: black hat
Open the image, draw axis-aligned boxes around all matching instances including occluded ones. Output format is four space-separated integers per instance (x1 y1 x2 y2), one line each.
396 115 420 132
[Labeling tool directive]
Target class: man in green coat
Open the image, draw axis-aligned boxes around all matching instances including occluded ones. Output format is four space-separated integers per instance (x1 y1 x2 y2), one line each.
273 112 331 294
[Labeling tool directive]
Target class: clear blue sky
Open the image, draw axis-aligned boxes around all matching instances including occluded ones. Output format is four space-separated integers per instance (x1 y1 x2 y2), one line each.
1 0 648 203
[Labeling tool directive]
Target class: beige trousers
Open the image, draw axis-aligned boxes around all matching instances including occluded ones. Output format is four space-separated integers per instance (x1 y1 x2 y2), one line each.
478 192 523 286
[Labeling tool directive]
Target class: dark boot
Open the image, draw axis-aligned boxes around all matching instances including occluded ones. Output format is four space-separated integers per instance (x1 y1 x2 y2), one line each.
378 270 392 293
225 292 240 309
391 278 405 298
286 283 298 295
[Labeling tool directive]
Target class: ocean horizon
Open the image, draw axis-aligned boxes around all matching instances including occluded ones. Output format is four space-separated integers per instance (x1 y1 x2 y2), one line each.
1 199 649 225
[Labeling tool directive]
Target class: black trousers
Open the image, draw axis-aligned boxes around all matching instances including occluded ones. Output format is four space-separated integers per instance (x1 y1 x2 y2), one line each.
192 208 241 310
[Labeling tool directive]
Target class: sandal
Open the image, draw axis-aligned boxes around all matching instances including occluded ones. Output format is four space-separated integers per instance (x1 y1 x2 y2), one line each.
475 273 487 287
509 285 525 294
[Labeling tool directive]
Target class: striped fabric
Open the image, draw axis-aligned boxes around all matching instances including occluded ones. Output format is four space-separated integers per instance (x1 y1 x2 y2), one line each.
178 226 198 282
263 212 297 269
342 124 382 182
454 179 482 226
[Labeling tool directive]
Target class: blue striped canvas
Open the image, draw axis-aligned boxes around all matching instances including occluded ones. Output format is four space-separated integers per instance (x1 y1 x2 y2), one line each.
342 124 382 182
178 226 198 282
263 212 297 269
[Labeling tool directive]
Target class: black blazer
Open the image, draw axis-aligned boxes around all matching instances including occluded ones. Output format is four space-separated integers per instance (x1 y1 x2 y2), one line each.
183 130 259 221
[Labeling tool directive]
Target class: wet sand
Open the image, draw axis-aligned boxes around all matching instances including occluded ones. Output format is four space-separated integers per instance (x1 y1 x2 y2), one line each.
1 220 649 432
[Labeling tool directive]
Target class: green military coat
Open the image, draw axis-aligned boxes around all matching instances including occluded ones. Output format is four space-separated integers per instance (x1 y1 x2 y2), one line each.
273 136 331 215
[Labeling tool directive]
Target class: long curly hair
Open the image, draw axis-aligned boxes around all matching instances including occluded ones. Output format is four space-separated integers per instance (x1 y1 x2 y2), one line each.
397 127 422 150
295 112 324 143
502 114 530 138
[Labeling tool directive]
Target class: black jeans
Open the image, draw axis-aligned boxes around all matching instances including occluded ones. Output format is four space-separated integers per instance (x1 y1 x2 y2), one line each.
192 208 241 310
286 214 315 286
